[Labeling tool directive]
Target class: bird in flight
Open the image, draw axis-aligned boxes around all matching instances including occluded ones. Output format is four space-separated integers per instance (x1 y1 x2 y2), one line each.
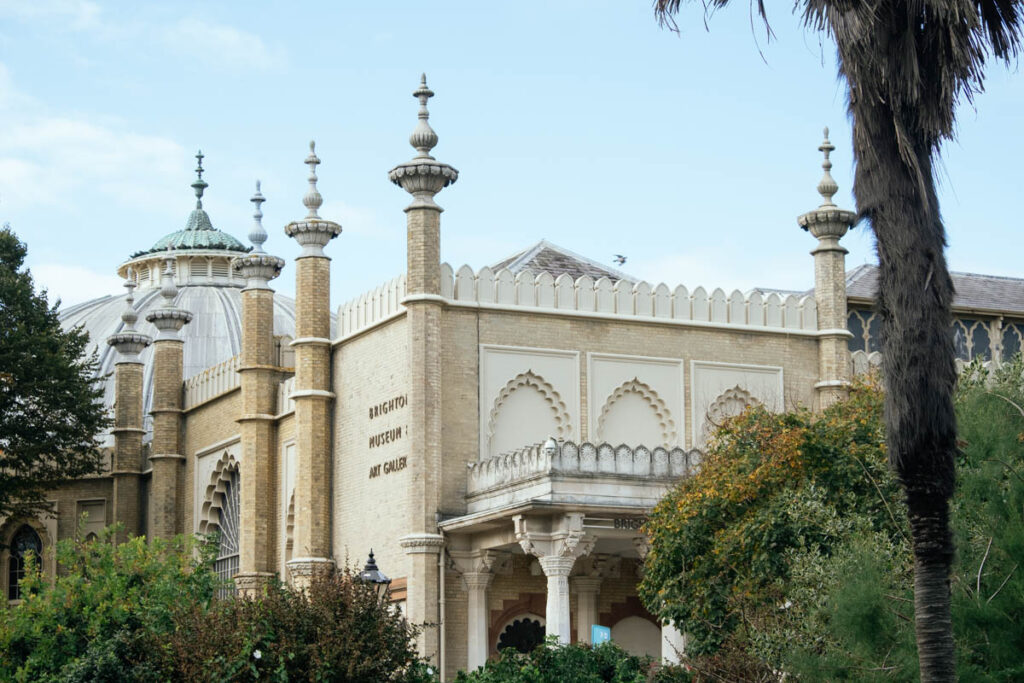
613 254 627 266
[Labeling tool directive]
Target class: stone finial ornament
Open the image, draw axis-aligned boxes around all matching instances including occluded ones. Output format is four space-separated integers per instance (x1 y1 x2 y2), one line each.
192 150 208 210
146 247 193 340
284 141 342 257
234 180 285 287
159 249 178 306
816 128 838 208
303 141 323 219
249 180 268 254
107 267 152 357
121 268 139 331
410 73 439 159
389 73 459 210
797 126 855 239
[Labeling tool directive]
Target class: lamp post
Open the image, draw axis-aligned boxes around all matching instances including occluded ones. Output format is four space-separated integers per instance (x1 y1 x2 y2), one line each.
358 549 392 601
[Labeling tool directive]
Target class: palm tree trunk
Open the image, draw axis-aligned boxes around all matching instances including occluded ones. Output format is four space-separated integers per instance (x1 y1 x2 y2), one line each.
847 102 958 682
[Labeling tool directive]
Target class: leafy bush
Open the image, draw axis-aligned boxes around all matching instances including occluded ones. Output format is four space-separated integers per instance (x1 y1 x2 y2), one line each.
639 378 900 667
0 530 219 682
453 640 691 683
0 529 433 682
155 572 433 682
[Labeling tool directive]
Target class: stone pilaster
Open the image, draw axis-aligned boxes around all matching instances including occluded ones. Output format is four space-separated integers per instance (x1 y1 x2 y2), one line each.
399 532 446 662
285 143 341 587
233 186 285 596
514 513 596 645
106 277 151 543
798 128 856 409
389 74 458 662
145 257 192 541
450 549 511 670
572 576 602 644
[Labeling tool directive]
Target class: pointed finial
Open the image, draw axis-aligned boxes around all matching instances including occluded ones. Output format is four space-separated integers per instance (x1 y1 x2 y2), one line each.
249 180 267 253
409 73 438 159
121 268 139 331
160 247 178 305
192 150 208 210
303 141 323 219
816 127 838 207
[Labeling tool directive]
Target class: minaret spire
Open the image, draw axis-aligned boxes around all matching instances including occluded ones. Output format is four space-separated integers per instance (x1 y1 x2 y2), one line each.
410 73 439 159
816 128 838 208
303 141 322 219
249 180 268 254
192 150 208 210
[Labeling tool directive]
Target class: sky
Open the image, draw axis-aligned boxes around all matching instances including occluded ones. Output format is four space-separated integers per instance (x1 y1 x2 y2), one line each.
1 1 1020 309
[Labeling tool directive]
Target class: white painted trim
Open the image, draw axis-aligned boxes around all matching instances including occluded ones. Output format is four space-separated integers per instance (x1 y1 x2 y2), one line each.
194 434 241 459
586 352 685 447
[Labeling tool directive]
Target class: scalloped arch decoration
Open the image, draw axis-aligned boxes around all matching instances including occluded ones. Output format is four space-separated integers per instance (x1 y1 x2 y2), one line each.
198 450 240 535
487 370 572 458
702 385 761 443
596 378 676 449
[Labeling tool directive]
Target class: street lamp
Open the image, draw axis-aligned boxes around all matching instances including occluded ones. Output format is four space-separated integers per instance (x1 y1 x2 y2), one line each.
358 549 392 600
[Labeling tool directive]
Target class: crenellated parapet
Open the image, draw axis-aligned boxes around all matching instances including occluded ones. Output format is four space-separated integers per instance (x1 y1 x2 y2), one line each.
336 273 407 338
183 355 241 409
441 263 818 331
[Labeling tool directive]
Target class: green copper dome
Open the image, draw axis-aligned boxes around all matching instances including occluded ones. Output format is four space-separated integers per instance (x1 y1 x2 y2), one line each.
132 150 250 258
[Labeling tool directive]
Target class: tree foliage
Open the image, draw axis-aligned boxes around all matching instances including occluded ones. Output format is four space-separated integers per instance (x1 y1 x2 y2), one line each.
453 639 691 683
0 529 433 682
639 379 900 664
640 362 1024 679
0 226 109 521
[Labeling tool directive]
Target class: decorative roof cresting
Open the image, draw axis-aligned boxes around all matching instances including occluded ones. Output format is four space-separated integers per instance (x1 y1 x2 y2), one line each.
284 141 342 257
389 73 459 210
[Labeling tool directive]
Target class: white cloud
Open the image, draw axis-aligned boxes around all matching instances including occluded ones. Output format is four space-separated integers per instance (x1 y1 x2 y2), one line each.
162 18 286 71
32 263 123 307
0 0 101 30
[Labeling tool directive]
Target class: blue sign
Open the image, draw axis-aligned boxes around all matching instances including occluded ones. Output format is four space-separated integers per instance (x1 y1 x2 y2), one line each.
591 624 611 645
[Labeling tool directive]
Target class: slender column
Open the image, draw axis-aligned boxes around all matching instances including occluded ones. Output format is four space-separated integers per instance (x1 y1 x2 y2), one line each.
514 513 596 645
572 576 603 644
285 143 342 587
390 74 458 661
450 549 510 671
107 273 151 543
798 128 856 409
661 624 686 664
145 254 192 540
233 182 285 596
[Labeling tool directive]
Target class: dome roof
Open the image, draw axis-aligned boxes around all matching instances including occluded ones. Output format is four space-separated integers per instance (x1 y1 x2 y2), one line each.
61 284 302 443
137 208 249 256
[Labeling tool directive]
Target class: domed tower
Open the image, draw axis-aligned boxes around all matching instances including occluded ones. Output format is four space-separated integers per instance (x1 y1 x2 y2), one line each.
59 153 302 444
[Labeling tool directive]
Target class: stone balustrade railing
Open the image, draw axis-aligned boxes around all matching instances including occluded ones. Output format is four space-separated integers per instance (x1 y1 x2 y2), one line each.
183 355 240 409
441 264 818 330
337 274 407 339
277 374 296 415
467 439 702 495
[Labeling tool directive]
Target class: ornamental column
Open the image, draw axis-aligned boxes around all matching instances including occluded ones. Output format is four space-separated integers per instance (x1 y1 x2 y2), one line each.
106 271 151 543
572 554 619 644
450 550 511 671
390 74 458 662
514 513 596 645
285 143 342 586
145 251 192 540
797 128 857 409
233 182 285 596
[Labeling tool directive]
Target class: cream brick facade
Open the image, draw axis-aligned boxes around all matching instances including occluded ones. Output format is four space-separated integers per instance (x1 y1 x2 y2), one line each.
29 81 1024 682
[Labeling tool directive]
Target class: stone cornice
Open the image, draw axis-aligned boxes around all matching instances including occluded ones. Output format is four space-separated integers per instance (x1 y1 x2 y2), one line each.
284 218 341 258
399 533 445 554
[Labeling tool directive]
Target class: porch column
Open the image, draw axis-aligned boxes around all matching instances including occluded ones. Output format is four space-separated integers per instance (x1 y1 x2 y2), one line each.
514 513 596 645
571 576 602 644
464 572 494 670
662 624 686 664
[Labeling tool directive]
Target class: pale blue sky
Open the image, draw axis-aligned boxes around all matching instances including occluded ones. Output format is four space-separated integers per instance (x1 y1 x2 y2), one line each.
2 1 1020 308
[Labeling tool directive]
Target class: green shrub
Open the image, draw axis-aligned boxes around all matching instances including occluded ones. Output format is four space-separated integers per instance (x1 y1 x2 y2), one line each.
156 571 433 682
0 530 219 682
453 640 691 683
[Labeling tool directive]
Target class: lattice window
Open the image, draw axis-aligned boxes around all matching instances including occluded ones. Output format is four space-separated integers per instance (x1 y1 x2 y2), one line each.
952 318 993 361
497 617 546 654
1002 322 1024 361
214 469 240 597
7 525 41 601
847 310 882 353
847 311 866 352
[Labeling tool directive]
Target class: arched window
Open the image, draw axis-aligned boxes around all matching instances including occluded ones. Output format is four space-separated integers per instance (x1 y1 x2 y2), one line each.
8 525 42 601
496 616 546 654
214 469 240 594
